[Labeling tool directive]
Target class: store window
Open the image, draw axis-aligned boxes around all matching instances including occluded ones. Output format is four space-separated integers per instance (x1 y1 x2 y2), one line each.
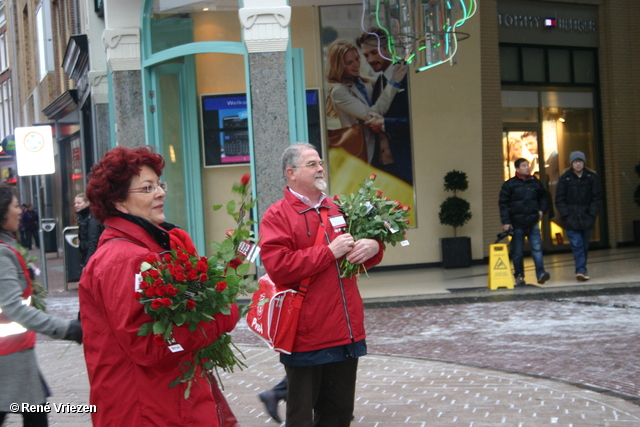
500 44 597 85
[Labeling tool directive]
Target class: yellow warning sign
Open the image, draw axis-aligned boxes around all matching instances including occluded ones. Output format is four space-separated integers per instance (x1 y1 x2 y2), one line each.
488 243 514 290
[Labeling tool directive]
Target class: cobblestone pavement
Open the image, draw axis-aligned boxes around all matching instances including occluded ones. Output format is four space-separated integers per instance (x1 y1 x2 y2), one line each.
5 340 640 426
5 282 640 425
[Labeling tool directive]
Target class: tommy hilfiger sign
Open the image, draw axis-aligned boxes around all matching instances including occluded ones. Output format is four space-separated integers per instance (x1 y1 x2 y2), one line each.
498 14 597 33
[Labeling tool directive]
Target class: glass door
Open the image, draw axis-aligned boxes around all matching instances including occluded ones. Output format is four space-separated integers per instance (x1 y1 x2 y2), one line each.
148 58 205 249
540 91 600 248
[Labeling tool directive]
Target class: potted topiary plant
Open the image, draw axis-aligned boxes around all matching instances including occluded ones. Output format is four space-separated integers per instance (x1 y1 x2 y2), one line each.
438 170 473 268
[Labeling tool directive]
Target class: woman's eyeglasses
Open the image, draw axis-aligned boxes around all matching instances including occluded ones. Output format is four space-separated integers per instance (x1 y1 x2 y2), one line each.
128 182 168 194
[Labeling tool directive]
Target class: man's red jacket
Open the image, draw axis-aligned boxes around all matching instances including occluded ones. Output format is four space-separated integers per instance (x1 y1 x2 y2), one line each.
259 189 384 353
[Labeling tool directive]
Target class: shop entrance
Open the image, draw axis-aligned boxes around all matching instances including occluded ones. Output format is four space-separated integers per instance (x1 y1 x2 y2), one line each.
502 90 603 252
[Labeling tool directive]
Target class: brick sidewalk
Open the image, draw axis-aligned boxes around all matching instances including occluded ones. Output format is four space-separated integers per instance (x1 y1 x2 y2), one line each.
3 342 640 426
8 249 640 425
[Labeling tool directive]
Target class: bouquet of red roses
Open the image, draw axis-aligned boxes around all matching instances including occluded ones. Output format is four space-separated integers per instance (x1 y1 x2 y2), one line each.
332 174 410 278
135 174 259 398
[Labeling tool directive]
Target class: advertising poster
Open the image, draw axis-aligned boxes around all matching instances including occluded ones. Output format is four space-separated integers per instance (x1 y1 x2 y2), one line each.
201 90 322 167
319 5 416 224
201 93 250 167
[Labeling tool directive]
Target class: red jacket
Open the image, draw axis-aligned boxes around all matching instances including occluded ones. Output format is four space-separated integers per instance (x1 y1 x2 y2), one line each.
259 189 383 353
79 217 238 427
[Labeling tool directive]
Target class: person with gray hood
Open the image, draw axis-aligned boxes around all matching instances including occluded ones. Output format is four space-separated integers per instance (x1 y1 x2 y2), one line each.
0 184 82 426
555 151 602 281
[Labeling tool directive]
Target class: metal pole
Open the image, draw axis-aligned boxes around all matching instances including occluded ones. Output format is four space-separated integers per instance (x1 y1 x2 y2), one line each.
36 174 48 291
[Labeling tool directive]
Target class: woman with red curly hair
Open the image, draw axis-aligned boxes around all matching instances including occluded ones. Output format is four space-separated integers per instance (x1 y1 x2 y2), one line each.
79 146 239 427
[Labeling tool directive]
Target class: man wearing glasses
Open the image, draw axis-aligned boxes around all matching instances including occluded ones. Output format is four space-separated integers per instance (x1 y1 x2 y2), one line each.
259 142 384 426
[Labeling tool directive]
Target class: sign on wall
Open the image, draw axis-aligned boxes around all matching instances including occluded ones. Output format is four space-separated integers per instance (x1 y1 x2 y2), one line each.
15 126 55 176
201 90 322 167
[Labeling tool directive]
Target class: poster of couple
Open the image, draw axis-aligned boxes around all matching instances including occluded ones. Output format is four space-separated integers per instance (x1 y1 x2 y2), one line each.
320 5 416 225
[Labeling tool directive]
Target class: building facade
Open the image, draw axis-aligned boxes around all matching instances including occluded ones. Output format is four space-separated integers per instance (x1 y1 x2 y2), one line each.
4 0 639 271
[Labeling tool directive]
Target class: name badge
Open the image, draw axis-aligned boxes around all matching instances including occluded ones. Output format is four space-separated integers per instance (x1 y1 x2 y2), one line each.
165 337 184 353
134 273 142 291
329 215 347 227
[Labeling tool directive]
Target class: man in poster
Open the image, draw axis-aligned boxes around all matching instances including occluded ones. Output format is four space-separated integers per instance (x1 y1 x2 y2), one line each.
357 27 413 185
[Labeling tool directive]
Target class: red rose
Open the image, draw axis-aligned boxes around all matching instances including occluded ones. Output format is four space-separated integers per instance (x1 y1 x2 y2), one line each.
229 257 242 270
402 205 411 211
166 285 178 296
145 287 156 297
161 298 172 307
153 334 164 346
376 190 383 197
196 260 208 272
162 253 172 262
406 220 411 225
225 229 234 238
369 173 377 181
149 269 160 279
155 286 167 296
153 278 164 287
199 273 208 282
333 194 340 201
215 281 227 292
240 173 251 187
187 270 198 281
134 291 143 300
145 254 159 264
184 262 193 271
175 272 186 282
151 299 163 309
139 282 149 290
177 252 189 263
186 299 196 309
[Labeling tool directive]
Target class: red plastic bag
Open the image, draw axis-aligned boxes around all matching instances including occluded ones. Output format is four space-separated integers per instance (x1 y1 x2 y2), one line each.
247 274 305 354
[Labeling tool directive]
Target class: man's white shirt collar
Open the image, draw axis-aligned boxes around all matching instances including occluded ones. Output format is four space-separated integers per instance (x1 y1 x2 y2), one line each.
289 187 327 208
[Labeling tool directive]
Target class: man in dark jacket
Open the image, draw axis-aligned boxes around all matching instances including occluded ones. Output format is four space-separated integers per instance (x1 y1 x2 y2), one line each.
555 151 602 281
74 193 104 270
499 158 550 285
19 205 39 250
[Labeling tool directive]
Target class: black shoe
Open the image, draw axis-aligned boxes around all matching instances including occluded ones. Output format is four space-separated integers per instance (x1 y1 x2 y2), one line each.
515 275 525 286
259 390 282 423
537 272 550 284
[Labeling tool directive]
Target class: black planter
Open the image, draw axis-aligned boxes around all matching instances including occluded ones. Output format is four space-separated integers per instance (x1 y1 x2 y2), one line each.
441 237 472 269
634 220 640 246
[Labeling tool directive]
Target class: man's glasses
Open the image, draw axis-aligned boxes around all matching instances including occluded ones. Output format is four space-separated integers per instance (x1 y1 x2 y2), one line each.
128 182 168 194
295 160 324 169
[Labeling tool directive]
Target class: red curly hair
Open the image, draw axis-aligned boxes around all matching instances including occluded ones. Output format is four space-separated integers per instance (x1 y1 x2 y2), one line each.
86 146 165 223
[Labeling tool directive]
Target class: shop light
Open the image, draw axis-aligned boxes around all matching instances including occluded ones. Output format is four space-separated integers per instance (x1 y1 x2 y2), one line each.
558 111 566 123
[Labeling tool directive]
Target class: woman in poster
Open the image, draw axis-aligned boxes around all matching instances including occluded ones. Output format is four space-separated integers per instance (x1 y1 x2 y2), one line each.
325 39 406 165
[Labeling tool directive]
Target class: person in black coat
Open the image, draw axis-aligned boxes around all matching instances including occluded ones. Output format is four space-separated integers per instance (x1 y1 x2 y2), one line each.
74 193 104 270
499 158 550 285
357 27 413 185
555 151 602 281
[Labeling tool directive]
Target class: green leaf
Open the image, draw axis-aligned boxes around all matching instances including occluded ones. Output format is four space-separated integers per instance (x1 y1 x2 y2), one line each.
213 204 223 211
226 200 236 215
138 322 154 336
236 263 250 276
172 313 187 326
153 321 166 335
